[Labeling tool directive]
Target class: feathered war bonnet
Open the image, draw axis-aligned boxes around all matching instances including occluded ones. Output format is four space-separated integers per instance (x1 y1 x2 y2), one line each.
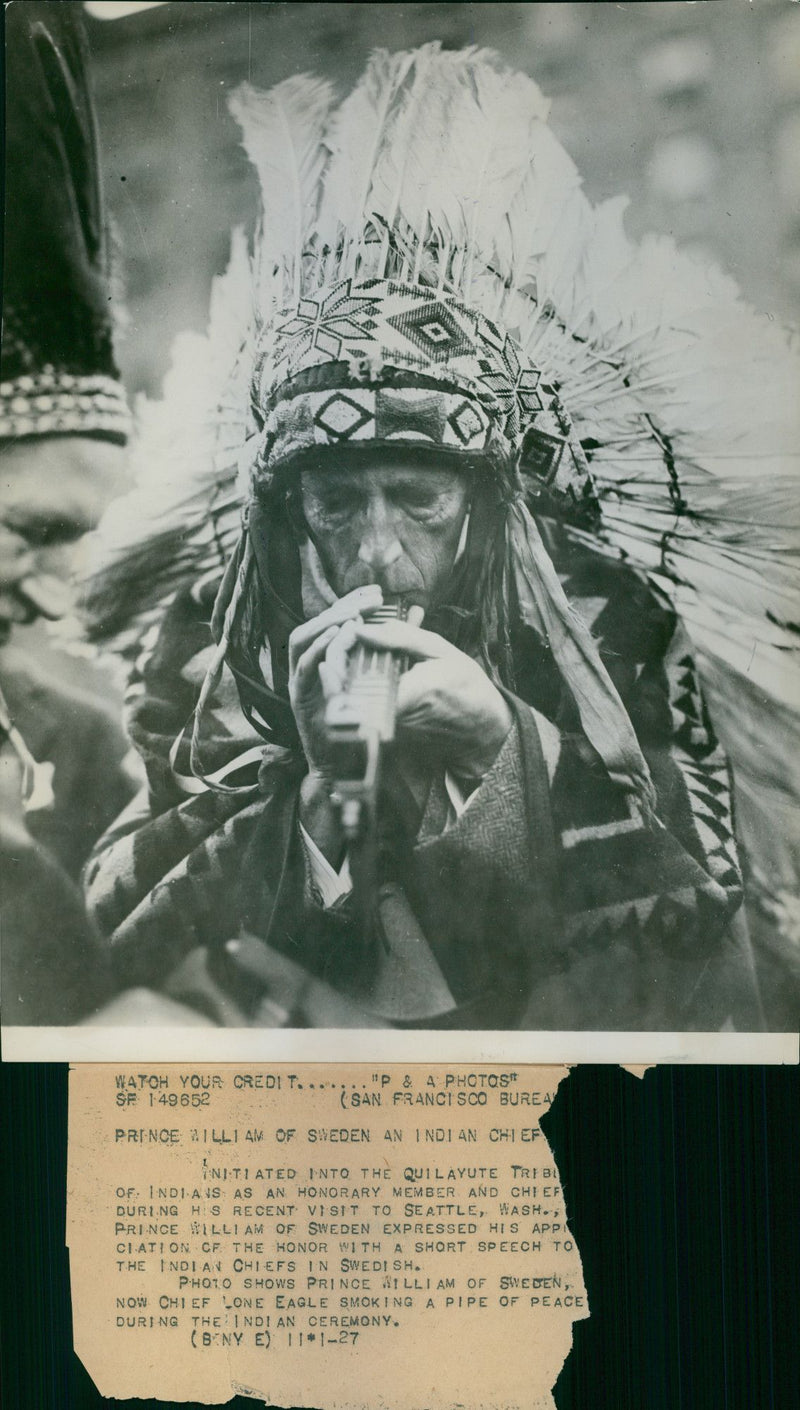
201 45 662 811
83 44 800 850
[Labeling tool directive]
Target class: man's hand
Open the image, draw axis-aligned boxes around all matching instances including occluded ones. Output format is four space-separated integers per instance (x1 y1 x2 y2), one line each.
287 583 383 774
355 617 512 779
289 588 511 863
288 586 512 782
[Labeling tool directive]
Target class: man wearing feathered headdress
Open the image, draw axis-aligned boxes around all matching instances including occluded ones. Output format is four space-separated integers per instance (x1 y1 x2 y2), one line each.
84 46 800 1030
1 2 135 1026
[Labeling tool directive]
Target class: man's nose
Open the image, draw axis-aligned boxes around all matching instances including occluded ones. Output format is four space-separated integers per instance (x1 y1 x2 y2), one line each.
357 498 403 572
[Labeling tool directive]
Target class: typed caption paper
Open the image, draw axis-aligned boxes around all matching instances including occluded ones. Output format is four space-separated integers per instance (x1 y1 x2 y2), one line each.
68 1063 586 1407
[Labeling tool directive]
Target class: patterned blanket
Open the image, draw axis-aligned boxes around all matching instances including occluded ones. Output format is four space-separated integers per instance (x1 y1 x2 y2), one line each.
86 525 763 1030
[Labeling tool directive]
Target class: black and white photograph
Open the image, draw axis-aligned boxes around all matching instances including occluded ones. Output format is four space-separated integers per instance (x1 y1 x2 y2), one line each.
2 0 799 1047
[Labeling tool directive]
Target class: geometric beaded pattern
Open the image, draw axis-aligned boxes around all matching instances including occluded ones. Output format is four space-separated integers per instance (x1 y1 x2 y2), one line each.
664 641 742 894
0 370 131 441
262 382 495 469
250 276 578 478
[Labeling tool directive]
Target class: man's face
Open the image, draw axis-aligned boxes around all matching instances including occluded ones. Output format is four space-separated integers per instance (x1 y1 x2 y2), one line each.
299 456 470 609
0 437 125 633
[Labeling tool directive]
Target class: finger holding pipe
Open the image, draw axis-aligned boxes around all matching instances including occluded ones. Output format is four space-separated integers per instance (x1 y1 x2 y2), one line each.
288 584 382 670
292 623 339 692
354 617 456 661
322 616 359 696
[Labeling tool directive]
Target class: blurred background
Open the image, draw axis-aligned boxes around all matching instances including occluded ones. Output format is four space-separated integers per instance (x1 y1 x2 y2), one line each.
83 0 800 399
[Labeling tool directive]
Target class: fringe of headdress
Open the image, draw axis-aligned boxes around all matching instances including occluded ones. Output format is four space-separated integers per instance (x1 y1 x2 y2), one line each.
188 532 254 789
507 499 656 815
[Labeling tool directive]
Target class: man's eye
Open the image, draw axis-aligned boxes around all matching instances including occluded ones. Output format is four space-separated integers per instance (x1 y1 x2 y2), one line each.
318 494 354 515
395 489 439 511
